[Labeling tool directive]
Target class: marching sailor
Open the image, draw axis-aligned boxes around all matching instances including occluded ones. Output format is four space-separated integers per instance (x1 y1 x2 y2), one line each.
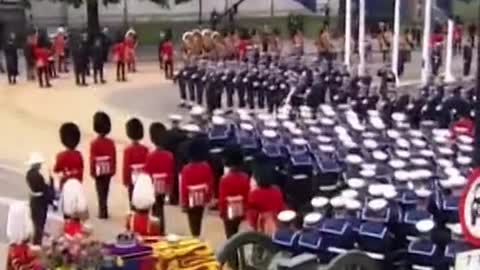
90 111 116 219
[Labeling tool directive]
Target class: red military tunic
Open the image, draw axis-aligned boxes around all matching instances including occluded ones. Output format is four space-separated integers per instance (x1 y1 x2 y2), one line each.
160 41 174 62
125 36 136 63
53 150 84 187
113 42 126 63
64 219 84 238
6 243 40 270
246 186 286 231
218 170 250 220
180 161 214 208
451 117 475 139
54 34 65 57
126 212 160 237
34 47 49 68
122 143 149 187
90 136 116 179
144 149 174 195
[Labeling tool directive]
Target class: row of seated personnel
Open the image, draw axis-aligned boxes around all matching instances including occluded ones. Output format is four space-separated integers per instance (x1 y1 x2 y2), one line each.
271 189 473 270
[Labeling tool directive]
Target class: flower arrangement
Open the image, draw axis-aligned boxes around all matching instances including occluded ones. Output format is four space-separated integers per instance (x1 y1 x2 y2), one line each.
38 235 110 270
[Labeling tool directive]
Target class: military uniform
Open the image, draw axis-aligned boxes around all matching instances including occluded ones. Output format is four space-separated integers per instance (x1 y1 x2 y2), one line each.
53 122 84 189
4 35 19 84
61 178 89 237
73 34 90 86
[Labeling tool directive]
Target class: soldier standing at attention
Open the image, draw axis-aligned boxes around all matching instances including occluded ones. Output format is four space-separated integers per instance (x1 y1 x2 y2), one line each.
35 39 51 88
72 32 90 86
90 111 116 219
92 36 106 84
54 27 67 73
463 42 473 76
160 35 174 79
24 31 37 81
113 36 127 82
4 33 19 85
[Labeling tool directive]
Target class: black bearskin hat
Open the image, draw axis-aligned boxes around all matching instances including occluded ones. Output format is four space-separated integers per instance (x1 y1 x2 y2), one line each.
188 136 209 162
60 122 81 150
126 118 144 141
224 144 244 167
93 111 111 136
253 161 275 188
149 122 167 148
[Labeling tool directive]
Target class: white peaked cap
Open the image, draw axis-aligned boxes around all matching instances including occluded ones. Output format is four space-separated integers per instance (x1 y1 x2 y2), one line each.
449 176 467 188
347 178 366 189
319 144 335 153
360 169 375 178
457 156 472 165
419 149 435 157
311 196 329 208
303 119 317 126
317 135 332 143
437 158 453 168
395 149 411 159
394 170 410 181
371 117 386 129
304 212 322 226
283 121 296 129
26 152 45 165
432 129 450 137
344 140 358 149
265 120 278 128
262 129 277 138
448 223 463 236
415 188 432 198
323 108 336 117
438 147 454 156
309 126 321 134
330 196 345 208
277 114 289 121
445 167 461 177
293 138 308 146
346 154 362 164
409 130 423 138
387 129 401 139
277 210 296 222
384 189 398 199
367 110 380 117
213 109 225 116
341 189 359 199
132 173 155 210
416 219 435 233
240 114 252 121
396 138 410 148
182 32 192 41
182 124 201 133
300 111 313 119
389 159 406 169
190 106 205 116
258 113 272 121
368 198 388 211
62 178 88 216
320 117 334 126
320 104 334 113
411 138 427 148
290 128 302 136
362 163 376 171
373 150 388 161
440 179 453 188
416 169 433 179
411 158 428 166
7 202 33 244
458 144 474 153
169 114 183 121
363 139 378 149
334 126 348 135
212 116 226 125
458 135 474 144
434 136 448 144
369 185 384 197
345 199 362 210
240 123 254 131
352 123 366 131
392 112 407 122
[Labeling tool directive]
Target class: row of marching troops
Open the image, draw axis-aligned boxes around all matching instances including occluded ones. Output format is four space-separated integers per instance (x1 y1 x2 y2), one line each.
2 26 139 87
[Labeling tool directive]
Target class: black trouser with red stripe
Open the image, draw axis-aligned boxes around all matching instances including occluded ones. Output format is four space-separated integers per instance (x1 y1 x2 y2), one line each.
153 194 166 234
95 175 111 219
186 206 204 237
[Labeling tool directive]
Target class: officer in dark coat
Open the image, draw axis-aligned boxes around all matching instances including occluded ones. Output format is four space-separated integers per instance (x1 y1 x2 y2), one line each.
92 35 106 84
26 152 52 245
4 33 19 84
73 32 90 86
463 43 472 76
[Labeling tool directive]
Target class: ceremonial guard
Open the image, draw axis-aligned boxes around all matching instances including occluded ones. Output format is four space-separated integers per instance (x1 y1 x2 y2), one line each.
61 178 90 237
192 30 204 58
202 29 215 59
47 36 57 79
126 173 161 238
181 31 193 63
247 161 286 236
407 220 442 270
24 31 37 81
123 118 149 204
90 111 116 219
219 145 251 238
53 27 67 73
113 36 126 82
145 122 174 234
270 28 283 56
34 40 51 88
53 122 84 189
125 28 138 72
72 32 90 86
292 30 304 56
6 202 41 270
92 36 106 84
213 31 227 61
160 35 174 79
26 152 52 245
180 137 214 237
4 33 19 84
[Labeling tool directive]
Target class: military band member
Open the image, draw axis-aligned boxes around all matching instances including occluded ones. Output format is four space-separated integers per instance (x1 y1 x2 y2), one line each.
219 145 251 238
123 118 149 205
112 37 127 82
90 111 116 219
202 29 215 59
316 25 332 63
26 152 51 245
463 42 473 76
126 173 161 238
145 122 174 234
213 31 227 61
6 202 41 270
181 31 193 63
53 122 83 189
54 27 67 73
61 178 90 237
125 28 138 72
224 30 236 60
378 23 392 63
180 137 214 237
4 33 19 85
292 30 304 56
270 28 283 56
34 41 51 88
192 29 204 57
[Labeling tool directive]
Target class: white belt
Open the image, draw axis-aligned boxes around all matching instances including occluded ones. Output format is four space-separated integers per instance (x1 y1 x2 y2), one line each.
407 235 420 242
30 191 44 197
412 265 433 270
319 184 338 191
327 247 347 254
365 251 385 260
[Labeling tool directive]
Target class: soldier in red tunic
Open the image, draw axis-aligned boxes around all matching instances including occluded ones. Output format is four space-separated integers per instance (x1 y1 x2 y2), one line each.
61 178 90 238
180 137 214 237
123 118 149 206
53 122 83 190
90 111 116 219
145 122 174 235
6 202 41 270
219 145 250 238
126 172 160 239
